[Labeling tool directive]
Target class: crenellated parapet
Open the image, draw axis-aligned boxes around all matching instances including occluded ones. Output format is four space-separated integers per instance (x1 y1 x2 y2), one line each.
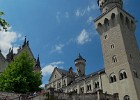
98 0 123 13
94 7 136 35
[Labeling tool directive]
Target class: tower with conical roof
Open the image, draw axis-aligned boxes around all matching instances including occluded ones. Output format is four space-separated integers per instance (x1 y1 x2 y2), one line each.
74 54 86 77
94 0 140 99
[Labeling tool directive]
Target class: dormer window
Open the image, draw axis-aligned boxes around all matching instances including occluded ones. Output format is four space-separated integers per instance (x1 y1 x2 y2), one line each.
54 75 56 78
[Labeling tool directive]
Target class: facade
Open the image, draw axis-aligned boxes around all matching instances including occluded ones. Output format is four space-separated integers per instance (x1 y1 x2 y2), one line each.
46 0 140 100
0 37 41 73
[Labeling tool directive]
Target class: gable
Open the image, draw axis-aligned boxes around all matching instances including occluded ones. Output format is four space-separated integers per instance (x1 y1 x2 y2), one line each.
14 45 35 62
49 68 62 83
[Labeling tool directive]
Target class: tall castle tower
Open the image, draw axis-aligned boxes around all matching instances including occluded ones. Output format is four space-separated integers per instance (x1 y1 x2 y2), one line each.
94 0 140 100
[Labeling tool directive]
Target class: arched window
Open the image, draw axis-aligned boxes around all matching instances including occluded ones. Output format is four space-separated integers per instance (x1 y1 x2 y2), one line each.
123 72 127 78
104 18 109 31
110 76 114 83
111 13 116 26
103 32 108 39
120 73 123 80
95 83 97 88
98 23 103 33
110 73 117 83
111 44 115 49
112 55 117 63
95 81 99 88
87 84 92 91
113 75 117 82
98 23 102 28
120 13 124 24
119 70 128 80
124 95 130 100
126 17 130 29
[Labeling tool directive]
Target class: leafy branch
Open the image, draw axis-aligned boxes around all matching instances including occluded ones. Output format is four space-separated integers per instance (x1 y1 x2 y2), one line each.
0 11 10 31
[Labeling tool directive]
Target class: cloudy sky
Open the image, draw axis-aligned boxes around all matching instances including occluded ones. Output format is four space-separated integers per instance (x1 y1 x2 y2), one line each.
0 0 140 87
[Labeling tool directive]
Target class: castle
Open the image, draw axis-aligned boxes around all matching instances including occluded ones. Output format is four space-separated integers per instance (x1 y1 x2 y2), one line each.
46 0 140 100
0 37 41 73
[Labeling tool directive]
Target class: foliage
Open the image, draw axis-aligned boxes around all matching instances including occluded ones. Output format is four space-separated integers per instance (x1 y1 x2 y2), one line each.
0 11 9 31
0 52 42 93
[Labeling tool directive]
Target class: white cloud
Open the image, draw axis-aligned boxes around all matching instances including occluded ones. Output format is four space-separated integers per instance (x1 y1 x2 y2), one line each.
41 61 64 76
87 16 94 23
90 3 98 10
76 29 91 45
40 84 45 88
51 44 64 53
87 6 91 12
75 9 86 17
50 61 64 65
75 9 80 17
75 3 98 17
0 27 23 56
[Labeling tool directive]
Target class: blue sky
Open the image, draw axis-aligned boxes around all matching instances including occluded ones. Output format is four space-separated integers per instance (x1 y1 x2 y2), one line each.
0 0 140 87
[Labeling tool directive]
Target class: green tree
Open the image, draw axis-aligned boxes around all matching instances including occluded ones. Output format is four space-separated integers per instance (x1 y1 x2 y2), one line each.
0 52 42 93
0 11 9 31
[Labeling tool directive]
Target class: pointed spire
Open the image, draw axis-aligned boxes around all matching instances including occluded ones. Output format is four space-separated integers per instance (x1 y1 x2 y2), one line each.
6 47 14 62
22 36 27 48
37 54 40 67
78 53 82 59
74 53 86 62
77 53 83 60
24 36 26 44
11 47 13 53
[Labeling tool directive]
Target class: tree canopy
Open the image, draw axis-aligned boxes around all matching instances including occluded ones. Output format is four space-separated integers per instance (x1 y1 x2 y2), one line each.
0 51 42 93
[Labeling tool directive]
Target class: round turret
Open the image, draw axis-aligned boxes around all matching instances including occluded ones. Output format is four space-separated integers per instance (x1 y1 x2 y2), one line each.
74 54 86 76
97 0 123 13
